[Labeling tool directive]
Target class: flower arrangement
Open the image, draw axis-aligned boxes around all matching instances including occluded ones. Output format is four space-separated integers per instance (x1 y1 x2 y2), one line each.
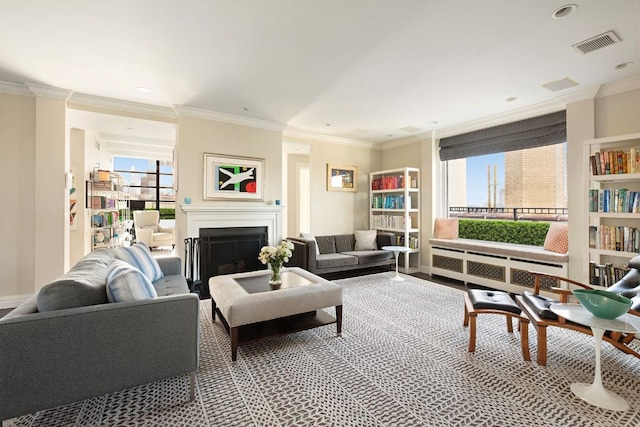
258 240 294 285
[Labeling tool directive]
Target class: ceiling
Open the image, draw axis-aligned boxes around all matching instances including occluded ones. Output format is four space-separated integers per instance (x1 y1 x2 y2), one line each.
2 1 640 144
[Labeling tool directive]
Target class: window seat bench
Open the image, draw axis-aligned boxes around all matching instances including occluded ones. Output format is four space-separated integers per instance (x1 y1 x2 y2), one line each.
429 238 568 295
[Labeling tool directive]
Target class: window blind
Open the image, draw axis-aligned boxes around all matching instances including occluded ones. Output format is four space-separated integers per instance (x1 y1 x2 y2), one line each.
438 110 566 161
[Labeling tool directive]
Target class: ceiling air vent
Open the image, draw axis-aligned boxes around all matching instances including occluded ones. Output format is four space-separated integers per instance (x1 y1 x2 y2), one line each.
572 30 621 54
542 77 579 92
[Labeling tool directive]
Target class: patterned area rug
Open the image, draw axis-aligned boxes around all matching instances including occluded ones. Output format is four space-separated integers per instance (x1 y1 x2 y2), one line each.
11 273 640 426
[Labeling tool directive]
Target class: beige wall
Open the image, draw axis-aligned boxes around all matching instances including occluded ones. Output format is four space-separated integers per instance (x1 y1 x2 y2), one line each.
69 128 86 265
286 153 309 237
382 141 421 170
303 140 382 235
0 93 36 302
175 115 283 253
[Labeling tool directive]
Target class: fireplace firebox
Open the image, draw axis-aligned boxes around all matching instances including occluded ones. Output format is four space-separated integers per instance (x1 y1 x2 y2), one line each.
199 227 269 296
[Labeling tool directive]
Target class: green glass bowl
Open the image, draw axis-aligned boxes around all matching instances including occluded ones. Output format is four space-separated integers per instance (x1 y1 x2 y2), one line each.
573 289 632 320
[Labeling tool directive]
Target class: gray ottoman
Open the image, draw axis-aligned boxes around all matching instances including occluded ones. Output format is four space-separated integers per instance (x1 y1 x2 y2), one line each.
210 267 343 360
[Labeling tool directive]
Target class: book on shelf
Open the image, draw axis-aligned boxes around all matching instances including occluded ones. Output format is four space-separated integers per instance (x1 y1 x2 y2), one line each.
588 261 630 287
371 175 405 190
590 225 640 252
588 188 640 213
590 148 640 176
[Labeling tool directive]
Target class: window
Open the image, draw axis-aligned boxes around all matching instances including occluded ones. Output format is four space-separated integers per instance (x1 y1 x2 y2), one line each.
114 157 175 218
446 143 568 220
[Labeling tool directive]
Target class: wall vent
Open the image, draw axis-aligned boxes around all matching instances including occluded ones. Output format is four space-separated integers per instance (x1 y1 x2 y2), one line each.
572 30 621 54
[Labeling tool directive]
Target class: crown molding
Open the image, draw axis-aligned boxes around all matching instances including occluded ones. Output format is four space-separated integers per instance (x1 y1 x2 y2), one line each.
596 75 640 99
68 93 176 119
556 85 601 105
380 134 421 150
173 105 287 132
283 127 379 149
0 81 33 97
434 99 565 140
25 83 72 100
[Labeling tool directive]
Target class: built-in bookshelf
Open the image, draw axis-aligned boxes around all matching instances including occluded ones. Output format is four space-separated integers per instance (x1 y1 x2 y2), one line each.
90 170 129 251
369 167 420 272
584 133 640 286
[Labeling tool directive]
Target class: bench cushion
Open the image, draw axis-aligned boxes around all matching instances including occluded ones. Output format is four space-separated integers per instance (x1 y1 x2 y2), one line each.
468 289 521 314
429 238 569 263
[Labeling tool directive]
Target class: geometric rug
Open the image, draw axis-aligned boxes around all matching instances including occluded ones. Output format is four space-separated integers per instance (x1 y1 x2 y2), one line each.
10 273 640 426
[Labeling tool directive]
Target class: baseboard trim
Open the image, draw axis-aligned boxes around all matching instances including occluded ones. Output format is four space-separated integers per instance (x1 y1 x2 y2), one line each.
0 294 32 309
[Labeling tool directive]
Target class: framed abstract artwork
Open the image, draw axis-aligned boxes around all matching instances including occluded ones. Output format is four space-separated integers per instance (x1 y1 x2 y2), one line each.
326 164 357 192
203 153 264 201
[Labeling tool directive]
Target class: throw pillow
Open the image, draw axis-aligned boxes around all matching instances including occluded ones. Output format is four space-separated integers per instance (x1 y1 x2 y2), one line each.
433 218 459 239
300 232 320 256
544 222 569 254
354 230 377 251
106 260 158 303
114 242 164 282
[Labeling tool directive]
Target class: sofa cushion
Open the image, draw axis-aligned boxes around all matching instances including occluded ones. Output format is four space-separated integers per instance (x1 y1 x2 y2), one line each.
36 249 113 312
335 234 356 252
316 236 337 254
114 242 164 281
106 260 158 303
354 230 377 250
152 275 190 297
316 253 358 269
300 232 320 256
343 250 393 264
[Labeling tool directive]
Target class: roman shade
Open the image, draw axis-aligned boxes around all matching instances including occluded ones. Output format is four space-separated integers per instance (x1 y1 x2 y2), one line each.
439 110 566 161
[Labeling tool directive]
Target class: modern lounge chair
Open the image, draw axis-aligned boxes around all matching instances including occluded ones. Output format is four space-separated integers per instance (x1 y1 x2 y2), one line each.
133 210 175 249
516 260 640 366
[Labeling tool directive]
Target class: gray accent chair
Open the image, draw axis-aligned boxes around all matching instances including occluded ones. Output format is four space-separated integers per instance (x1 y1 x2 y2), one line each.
0 250 199 423
287 232 395 275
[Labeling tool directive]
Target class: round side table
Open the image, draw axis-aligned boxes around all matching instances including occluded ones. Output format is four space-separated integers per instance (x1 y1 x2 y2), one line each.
381 246 412 281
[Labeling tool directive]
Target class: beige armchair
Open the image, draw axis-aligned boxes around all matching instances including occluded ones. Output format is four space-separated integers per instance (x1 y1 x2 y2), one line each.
133 210 175 249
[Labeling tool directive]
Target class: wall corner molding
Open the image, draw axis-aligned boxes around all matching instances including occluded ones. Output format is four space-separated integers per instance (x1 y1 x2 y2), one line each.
68 93 177 119
556 86 601 105
173 105 287 132
25 83 73 100
596 75 640 99
0 81 33 97
283 127 379 149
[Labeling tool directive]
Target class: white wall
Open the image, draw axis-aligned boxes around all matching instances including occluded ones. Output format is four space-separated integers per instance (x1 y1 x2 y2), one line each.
0 93 36 304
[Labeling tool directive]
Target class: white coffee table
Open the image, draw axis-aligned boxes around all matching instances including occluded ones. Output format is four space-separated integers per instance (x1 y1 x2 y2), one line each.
381 246 412 281
550 303 640 411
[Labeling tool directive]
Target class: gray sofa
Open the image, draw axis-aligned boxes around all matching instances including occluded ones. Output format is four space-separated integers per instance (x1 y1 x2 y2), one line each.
0 248 199 423
287 232 395 275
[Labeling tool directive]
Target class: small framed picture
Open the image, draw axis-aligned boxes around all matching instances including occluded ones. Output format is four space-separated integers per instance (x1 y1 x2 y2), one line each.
327 164 357 192
203 153 265 201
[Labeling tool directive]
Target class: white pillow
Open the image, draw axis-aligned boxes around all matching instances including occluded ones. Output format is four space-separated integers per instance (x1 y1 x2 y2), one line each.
354 230 377 251
106 260 158 303
114 242 164 282
300 232 320 256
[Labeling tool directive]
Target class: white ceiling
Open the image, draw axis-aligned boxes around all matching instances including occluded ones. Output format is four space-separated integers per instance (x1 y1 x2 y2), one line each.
2 1 639 144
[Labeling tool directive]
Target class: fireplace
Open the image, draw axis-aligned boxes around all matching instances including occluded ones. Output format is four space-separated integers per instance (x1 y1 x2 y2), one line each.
199 226 268 291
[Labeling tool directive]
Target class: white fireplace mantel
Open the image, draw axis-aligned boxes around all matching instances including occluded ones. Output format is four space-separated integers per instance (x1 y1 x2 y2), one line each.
181 203 284 245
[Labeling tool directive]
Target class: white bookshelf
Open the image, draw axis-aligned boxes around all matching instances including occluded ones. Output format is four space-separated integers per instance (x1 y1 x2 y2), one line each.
370 167 420 273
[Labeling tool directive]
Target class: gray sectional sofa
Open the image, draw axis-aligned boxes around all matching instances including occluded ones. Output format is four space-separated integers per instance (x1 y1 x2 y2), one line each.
287 232 395 275
0 247 199 423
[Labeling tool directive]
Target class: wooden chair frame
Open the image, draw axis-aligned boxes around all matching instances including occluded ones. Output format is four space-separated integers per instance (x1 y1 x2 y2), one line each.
516 271 640 366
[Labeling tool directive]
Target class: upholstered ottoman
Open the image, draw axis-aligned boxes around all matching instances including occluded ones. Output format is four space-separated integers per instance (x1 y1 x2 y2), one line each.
463 289 530 361
210 267 343 360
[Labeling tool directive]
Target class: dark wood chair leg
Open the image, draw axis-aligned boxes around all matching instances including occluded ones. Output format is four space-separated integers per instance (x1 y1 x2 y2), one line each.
520 318 531 361
231 327 239 361
536 325 548 366
468 312 477 353
211 298 217 322
336 305 342 336
506 315 514 333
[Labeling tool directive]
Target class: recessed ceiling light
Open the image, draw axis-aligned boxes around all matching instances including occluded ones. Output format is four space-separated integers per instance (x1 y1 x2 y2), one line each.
385 134 393 137
239 106 249 111
325 123 331 126
552 4 577 19
126 126 133 130
137 87 152 93
429 121 439 125
505 96 518 102
615 62 634 70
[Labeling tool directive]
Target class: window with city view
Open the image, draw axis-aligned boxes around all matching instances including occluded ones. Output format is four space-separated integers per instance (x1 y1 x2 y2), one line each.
446 143 568 221
114 157 175 219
